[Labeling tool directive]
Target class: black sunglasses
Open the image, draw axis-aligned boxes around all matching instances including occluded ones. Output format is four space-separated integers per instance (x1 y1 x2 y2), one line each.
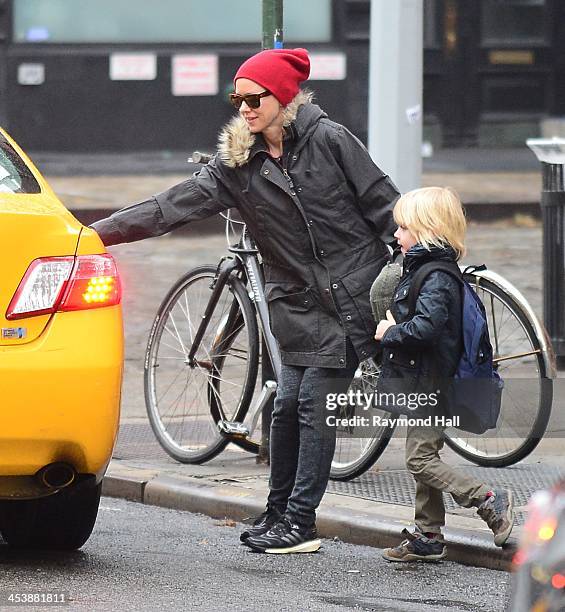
229 90 272 110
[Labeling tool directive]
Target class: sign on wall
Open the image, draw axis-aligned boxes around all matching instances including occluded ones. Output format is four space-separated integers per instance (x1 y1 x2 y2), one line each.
110 53 157 80
172 55 219 96
309 53 347 80
18 63 45 86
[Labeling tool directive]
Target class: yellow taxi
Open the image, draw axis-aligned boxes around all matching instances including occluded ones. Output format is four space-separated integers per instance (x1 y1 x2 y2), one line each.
0 129 123 550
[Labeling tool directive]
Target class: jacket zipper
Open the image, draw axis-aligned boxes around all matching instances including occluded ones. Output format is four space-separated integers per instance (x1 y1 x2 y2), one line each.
273 158 318 259
282 167 295 191
276 157 347 356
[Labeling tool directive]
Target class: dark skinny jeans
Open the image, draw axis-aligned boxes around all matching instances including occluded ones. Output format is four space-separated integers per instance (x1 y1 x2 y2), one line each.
267 340 359 528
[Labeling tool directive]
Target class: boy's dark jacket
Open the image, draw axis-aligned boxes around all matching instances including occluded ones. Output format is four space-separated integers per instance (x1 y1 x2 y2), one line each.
380 244 463 390
90 92 399 368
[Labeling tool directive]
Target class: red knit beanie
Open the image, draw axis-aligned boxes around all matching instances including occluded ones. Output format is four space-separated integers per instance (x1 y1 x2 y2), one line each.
234 48 310 107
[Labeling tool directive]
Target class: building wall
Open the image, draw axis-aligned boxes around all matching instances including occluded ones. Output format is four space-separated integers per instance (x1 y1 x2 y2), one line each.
0 0 563 151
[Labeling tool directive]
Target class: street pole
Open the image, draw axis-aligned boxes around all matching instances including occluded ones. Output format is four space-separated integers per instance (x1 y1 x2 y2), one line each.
527 138 565 368
367 0 423 193
262 0 283 50
257 0 283 464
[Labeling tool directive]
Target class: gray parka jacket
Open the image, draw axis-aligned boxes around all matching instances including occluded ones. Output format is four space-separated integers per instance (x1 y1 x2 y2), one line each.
91 91 400 368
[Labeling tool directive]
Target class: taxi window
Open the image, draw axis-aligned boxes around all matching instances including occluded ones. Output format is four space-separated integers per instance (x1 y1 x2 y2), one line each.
0 136 41 194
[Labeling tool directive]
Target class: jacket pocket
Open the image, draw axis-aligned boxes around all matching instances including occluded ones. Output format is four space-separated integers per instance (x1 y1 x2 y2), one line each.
266 285 319 353
378 349 430 414
387 283 409 320
341 259 384 335
381 348 421 378
380 347 437 397
319 183 351 221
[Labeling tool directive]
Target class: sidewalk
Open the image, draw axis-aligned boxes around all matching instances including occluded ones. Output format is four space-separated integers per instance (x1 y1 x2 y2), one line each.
34 147 544 226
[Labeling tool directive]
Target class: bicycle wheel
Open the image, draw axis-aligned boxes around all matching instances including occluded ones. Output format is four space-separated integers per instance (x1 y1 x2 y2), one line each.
330 358 396 481
444 273 553 467
144 265 259 463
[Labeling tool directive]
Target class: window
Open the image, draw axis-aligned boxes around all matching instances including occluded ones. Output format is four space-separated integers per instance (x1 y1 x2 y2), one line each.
13 0 331 44
0 137 40 194
481 0 548 46
423 0 441 49
482 76 546 112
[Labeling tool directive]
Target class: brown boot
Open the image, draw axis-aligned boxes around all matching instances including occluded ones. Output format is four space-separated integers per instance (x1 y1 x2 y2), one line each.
382 529 446 562
477 489 515 546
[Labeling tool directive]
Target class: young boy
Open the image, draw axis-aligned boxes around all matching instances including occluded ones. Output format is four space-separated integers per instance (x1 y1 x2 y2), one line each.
374 187 514 562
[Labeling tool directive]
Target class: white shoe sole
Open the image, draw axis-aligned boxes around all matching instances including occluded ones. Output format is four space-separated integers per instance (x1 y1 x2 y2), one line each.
264 539 322 554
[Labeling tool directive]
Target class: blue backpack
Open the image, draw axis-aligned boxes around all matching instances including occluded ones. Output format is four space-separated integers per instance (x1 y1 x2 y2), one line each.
407 261 503 434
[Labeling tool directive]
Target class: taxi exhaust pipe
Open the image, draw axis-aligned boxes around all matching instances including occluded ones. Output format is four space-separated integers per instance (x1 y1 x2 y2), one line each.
36 462 77 490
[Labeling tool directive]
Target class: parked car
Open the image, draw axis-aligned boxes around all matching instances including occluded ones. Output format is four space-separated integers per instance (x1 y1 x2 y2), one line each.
0 128 123 550
511 480 565 611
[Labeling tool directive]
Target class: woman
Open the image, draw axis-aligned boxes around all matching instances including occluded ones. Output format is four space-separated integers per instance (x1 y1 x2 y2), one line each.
91 48 399 554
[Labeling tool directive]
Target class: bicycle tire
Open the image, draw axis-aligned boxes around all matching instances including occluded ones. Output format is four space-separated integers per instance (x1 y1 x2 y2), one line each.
144 265 259 463
444 274 553 467
330 358 396 481
330 423 395 481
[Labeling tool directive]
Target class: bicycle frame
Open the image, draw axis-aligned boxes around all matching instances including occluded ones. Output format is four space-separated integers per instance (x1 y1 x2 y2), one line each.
233 226 282 381
185 219 282 439
186 256 239 367
187 227 281 378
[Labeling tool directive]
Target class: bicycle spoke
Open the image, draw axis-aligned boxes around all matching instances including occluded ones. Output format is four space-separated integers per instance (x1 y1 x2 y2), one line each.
155 365 187 405
161 376 191 425
205 373 242 388
158 340 187 356
210 349 249 362
168 312 188 355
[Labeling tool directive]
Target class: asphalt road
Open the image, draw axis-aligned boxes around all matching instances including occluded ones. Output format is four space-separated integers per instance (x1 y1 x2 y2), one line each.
0 496 512 612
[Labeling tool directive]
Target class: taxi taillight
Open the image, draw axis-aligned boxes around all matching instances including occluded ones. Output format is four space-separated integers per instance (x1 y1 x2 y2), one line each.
6 254 121 320
59 255 122 312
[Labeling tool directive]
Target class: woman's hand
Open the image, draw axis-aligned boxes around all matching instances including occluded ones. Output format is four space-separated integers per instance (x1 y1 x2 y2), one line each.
374 310 396 341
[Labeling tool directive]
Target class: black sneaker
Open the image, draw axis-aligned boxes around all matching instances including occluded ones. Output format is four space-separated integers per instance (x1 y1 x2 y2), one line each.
382 529 447 562
244 517 321 554
239 507 283 543
477 489 515 547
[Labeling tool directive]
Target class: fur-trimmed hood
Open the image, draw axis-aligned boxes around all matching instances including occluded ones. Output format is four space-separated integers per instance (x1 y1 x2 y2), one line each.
218 90 321 168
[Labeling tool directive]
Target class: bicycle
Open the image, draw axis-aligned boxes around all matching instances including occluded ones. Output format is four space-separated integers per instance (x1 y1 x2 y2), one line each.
143 169 554 480
331 267 555 479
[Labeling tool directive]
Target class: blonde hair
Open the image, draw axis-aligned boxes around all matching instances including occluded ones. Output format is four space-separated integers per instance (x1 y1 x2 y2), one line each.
393 187 466 259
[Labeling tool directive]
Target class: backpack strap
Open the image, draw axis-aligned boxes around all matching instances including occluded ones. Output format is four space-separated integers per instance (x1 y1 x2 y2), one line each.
407 260 463 317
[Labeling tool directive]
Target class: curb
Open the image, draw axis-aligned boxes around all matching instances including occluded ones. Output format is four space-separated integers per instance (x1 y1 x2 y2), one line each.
102 472 515 572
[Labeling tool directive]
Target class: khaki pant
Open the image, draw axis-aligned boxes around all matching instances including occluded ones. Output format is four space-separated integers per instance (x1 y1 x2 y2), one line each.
405 425 490 535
